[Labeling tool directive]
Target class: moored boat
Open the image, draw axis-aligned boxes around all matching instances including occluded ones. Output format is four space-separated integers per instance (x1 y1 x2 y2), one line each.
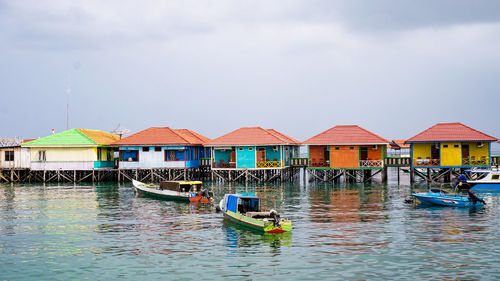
218 194 292 233
133 179 213 203
412 189 485 207
467 167 500 192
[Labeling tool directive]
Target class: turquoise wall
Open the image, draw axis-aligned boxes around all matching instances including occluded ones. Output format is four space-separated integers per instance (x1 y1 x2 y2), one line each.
236 146 256 168
214 150 232 162
257 146 281 161
94 161 114 168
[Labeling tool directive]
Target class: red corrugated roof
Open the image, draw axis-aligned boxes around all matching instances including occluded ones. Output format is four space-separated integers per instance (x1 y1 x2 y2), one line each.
112 127 210 146
406 123 498 143
303 125 390 145
206 127 300 146
392 140 411 149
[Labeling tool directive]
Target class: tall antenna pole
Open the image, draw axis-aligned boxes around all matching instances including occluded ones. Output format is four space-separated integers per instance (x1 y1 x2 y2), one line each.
66 74 71 130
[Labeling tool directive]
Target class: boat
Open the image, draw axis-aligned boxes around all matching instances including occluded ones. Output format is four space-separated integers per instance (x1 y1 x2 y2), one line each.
412 189 485 207
218 194 292 233
466 167 500 192
133 179 213 203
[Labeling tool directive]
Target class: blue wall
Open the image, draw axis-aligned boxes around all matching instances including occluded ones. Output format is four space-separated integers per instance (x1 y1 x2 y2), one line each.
118 145 205 168
236 146 256 168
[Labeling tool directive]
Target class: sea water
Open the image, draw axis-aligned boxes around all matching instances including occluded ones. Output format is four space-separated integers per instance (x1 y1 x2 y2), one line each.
1 179 499 280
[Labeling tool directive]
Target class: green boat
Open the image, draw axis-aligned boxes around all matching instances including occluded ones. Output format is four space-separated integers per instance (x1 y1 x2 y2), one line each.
218 194 292 233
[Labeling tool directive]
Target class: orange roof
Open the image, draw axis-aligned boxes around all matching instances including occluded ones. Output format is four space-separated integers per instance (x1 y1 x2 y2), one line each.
406 123 497 143
112 127 210 146
206 127 300 146
79 129 120 145
303 125 390 145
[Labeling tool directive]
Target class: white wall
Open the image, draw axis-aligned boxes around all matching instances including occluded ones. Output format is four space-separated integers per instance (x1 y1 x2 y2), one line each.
0 147 30 169
31 161 94 171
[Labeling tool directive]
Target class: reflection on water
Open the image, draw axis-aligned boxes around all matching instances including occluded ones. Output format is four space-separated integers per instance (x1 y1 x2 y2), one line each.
0 182 499 280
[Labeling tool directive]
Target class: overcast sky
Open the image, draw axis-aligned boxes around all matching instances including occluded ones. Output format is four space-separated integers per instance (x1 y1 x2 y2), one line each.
1 0 500 144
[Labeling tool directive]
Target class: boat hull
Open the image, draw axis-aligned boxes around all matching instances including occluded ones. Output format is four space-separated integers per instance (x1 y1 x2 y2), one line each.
133 180 212 203
412 192 484 207
470 183 500 192
135 186 190 202
219 201 292 233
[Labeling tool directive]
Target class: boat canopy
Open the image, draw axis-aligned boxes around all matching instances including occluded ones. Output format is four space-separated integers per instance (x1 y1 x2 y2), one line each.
223 194 260 213
160 181 203 192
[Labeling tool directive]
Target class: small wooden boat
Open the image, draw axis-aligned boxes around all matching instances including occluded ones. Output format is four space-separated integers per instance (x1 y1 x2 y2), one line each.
133 179 213 203
412 189 485 207
218 194 292 233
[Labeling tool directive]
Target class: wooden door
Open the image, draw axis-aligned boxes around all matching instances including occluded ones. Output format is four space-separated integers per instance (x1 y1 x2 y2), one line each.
462 144 469 159
257 150 265 162
230 151 236 162
360 147 368 160
431 145 440 159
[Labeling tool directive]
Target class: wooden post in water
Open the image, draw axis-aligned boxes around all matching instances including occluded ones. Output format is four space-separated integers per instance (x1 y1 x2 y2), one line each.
397 167 400 184
382 167 387 183
410 168 415 183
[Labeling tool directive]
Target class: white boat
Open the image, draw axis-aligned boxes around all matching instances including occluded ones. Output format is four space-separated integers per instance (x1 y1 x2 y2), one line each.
132 179 213 203
466 167 500 192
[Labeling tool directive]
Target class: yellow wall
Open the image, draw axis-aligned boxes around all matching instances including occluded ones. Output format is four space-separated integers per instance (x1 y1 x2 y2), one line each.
467 142 489 159
95 147 114 161
440 142 462 166
30 147 97 162
412 143 432 160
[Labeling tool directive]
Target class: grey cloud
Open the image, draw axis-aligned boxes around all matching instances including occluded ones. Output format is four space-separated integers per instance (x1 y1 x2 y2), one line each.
306 0 500 31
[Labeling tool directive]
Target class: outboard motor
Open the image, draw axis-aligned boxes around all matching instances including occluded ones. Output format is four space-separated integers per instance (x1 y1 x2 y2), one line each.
468 189 486 205
201 189 210 199
270 209 281 227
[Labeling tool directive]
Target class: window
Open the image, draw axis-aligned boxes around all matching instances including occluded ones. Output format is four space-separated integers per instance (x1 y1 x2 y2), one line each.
248 147 253 151
335 147 340 150
454 144 459 148
238 148 243 151
492 175 500 180
4 151 14 161
38 150 46 161
193 147 199 160
350 147 354 150
443 144 448 148
107 149 112 161
165 150 177 161
120 150 139 161
155 147 161 152
142 147 149 152
97 148 102 161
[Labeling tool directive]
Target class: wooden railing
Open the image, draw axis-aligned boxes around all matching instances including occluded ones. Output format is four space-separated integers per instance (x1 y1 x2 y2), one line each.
385 157 411 166
290 157 308 166
256 161 283 168
359 160 384 167
309 159 329 168
413 159 440 166
462 157 489 166
212 161 236 168
200 158 211 166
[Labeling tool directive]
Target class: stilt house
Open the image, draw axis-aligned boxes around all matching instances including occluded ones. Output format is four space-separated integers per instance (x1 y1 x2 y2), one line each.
205 127 300 169
303 125 390 169
405 123 498 168
0 138 30 169
111 127 210 169
21 129 119 170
